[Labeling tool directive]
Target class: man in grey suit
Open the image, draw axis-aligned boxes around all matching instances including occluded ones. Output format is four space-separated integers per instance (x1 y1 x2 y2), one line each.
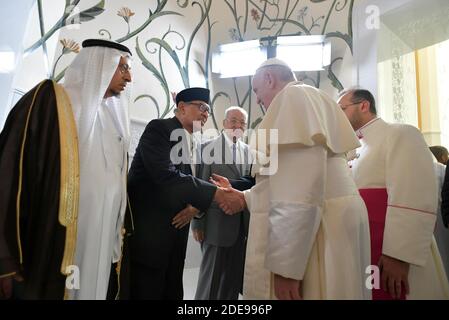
192 106 255 300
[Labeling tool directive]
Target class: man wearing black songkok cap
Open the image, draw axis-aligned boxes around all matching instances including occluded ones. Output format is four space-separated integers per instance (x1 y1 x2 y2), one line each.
128 87 243 299
0 39 132 300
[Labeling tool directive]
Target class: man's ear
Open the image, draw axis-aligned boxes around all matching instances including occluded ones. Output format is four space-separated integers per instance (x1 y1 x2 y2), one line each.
178 102 185 114
265 71 275 89
360 100 370 113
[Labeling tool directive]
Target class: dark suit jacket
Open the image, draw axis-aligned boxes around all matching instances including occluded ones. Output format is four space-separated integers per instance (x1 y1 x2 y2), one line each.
441 165 449 228
127 117 217 268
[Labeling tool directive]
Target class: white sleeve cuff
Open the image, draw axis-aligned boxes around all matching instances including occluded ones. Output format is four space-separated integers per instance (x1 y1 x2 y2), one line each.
383 206 436 266
264 201 322 280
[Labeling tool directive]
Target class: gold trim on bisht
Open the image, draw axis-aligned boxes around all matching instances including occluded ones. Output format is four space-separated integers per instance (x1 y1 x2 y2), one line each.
0 271 17 279
16 80 46 265
52 81 80 279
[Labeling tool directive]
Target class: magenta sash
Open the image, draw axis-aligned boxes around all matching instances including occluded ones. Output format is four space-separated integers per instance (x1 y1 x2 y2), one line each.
359 188 406 300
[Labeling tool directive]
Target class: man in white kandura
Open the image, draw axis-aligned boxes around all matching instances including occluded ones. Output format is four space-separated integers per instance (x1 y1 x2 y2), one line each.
64 39 132 299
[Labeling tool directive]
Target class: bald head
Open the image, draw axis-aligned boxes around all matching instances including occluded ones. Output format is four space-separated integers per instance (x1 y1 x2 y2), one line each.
252 60 296 110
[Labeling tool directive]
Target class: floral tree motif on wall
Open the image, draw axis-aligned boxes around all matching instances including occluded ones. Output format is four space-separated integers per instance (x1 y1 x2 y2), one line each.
28 0 354 131
214 0 354 128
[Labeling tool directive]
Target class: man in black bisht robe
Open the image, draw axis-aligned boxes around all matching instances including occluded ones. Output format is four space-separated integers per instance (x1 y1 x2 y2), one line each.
0 39 133 300
0 80 77 299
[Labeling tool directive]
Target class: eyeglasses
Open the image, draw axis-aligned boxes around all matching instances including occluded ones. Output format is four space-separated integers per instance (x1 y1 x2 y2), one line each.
339 100 365 110
118 63 131 75
188 102 211 114
227 118 247 126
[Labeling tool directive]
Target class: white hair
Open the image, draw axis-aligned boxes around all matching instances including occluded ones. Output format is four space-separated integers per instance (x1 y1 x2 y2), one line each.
258 64 297 82
224 106 248 122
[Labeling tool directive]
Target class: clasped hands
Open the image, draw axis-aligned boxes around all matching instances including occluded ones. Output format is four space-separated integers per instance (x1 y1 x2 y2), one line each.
209 174 246 215
171 174 246 229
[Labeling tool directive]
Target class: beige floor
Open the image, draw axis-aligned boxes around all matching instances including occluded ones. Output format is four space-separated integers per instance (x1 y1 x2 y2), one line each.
183 230 201 300
182 230 243 300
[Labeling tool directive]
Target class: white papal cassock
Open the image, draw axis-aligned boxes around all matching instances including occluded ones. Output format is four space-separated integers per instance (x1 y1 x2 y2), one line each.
350 117 449 299
243 82 372 299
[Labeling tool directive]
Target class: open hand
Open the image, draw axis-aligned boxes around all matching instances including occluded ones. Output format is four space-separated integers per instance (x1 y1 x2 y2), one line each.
0 276 12 299
192 229 204 242
210 174 232 189
378 254 410 299
274 273 303 300
172 204 200 229
0 273 23 299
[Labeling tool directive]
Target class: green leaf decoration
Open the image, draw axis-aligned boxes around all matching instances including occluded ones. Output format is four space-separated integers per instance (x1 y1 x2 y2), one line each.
194 59 206 77
65 0 105 25
145 38 189 88
325 31 353 53
327 57 344 91
250 117 263 130
135 94 161 119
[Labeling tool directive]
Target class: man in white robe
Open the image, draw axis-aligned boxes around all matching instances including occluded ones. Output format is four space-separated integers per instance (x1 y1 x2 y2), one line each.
214 59 372 300
338 88 449 299
64 39 132 299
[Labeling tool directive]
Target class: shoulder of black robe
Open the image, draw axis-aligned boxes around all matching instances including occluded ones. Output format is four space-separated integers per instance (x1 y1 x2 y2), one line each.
0 80 73 299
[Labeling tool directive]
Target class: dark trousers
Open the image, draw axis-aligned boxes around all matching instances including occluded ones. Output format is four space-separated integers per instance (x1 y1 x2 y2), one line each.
195 223 246 300
130 241 187 300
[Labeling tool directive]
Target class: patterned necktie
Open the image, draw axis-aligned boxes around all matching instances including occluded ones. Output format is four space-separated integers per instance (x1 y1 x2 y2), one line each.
232 143 242 175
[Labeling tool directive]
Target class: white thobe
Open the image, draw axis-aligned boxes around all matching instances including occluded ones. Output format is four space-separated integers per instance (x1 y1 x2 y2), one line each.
70 98 127 299
351 117 449 299
243 82 371 299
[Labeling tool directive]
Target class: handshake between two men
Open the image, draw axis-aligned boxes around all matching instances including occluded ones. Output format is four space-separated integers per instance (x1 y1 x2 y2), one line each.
171 174 247 229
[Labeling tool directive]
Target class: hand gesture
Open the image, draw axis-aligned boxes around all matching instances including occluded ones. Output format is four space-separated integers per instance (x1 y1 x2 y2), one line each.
209 173 232 189
192 229 204 242
172 204 200 229
214 187 246 215
0 273 23 299
378 254 410 299
0 276 13 299
274 273 303 300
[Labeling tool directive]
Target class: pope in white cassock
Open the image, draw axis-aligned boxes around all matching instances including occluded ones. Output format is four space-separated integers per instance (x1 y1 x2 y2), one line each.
64 39 132 299
338 88 449 300
214 59 372 300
